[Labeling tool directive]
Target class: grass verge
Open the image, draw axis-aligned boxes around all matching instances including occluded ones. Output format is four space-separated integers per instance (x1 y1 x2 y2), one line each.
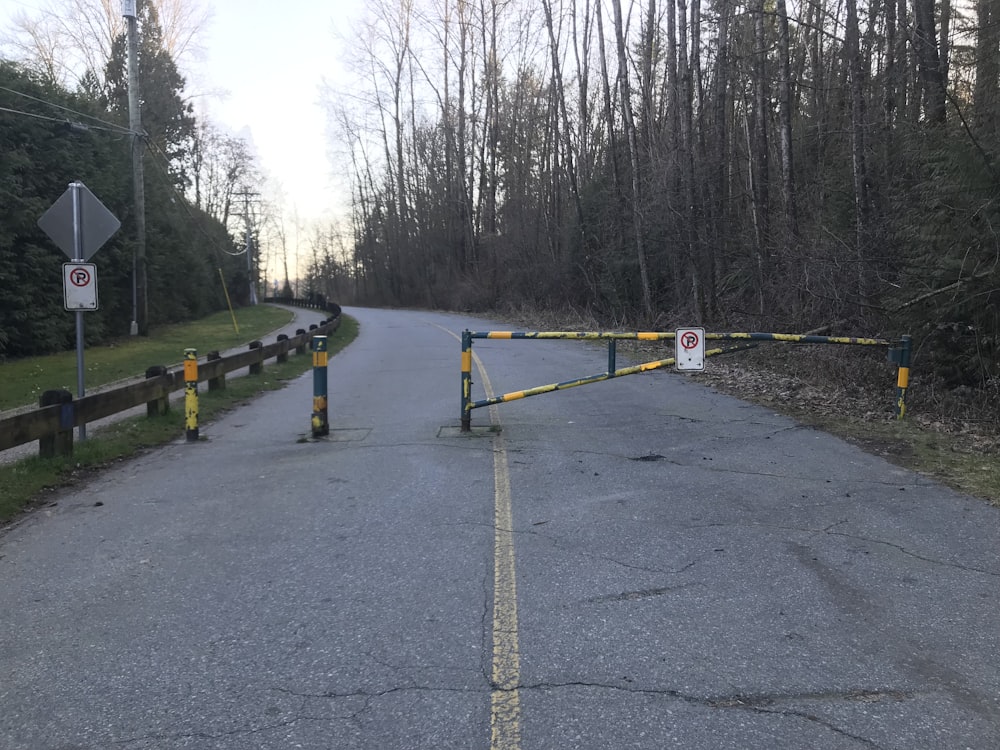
699 347 1000 507
782 410 1000 506
0 305 301 413
0 314 358 524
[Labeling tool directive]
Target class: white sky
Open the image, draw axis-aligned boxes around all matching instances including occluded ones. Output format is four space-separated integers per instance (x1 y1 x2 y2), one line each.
1 0 361 225
195 0 360 223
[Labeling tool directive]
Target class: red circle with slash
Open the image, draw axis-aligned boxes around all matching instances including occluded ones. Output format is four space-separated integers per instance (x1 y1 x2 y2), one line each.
69 267 92 287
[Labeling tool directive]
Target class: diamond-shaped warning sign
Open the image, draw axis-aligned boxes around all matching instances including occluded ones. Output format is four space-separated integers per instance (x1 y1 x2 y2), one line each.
38 182 120 260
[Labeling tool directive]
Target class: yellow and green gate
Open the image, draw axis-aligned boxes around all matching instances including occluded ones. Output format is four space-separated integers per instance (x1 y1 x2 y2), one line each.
460 330 912 432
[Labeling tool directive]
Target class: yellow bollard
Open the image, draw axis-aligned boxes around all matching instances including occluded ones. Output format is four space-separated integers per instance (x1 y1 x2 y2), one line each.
184 348 199 442
311 336 329 437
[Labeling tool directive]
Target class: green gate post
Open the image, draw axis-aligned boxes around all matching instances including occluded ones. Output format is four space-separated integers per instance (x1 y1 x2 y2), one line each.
311 335 329 437
461 330 473 432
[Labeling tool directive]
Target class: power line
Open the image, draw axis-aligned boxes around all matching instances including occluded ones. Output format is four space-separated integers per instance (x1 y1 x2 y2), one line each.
0 104 71 125
0 103 128 136
0 84 132 135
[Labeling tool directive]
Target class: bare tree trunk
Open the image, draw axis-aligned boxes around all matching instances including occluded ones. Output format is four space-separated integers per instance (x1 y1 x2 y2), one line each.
845 0 872 302
974 0 1000 135
542 0 585 248
571 0 594 182
912 0 946 124
774 0 799 244
750 0 770 315
595 0 628 297
611 0 654 321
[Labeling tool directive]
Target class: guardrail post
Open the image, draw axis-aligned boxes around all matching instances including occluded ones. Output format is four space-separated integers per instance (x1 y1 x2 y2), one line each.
206 351 226 391
608 340 617 377
461 330 472 432
277 334 289 363
295 328 307 355
311 335 329 437
39 389 74 458
145 365 169 416
248 340 263 375
894 335 912 419
184 348 199 442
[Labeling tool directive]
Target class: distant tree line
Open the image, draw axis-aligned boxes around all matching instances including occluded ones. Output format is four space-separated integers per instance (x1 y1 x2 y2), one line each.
329 0 1000 388
0 2 260 360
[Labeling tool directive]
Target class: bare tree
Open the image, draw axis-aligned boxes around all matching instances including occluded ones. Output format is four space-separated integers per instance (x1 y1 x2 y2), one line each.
774 0 798 245
912 0 947 123
187 120 258 229
2 0 210 88
611 0 653 321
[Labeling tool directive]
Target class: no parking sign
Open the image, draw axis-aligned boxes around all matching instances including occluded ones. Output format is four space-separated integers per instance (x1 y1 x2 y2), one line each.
675 327 705 371
63 263 98 311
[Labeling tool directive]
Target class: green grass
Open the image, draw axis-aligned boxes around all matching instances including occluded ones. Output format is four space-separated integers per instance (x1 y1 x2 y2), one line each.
0 305 305 412
0 313 359 523
797 413 1000 506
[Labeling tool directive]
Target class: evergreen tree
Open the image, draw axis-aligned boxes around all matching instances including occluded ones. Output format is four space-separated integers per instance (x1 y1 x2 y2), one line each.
102 1 195 188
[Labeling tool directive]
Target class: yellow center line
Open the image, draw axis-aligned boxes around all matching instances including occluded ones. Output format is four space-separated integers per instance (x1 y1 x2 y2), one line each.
433 324 522 749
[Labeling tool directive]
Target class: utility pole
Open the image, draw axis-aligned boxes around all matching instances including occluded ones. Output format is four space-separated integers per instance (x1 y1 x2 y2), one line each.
234 190 260 305
123 0 147 335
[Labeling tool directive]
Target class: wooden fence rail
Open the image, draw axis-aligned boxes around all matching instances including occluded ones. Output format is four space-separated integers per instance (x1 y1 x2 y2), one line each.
0 314 340 457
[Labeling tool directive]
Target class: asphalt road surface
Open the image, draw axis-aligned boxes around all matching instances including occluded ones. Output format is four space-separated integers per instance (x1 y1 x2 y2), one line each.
2 306 999 749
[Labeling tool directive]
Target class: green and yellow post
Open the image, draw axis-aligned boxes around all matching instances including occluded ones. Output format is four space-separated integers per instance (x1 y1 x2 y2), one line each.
184 348 199 442
894 335 912 419
311 335 329 437
461 330 472 432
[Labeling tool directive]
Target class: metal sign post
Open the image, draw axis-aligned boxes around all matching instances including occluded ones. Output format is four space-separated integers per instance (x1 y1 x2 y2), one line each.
38 181 121 441
71 184 87 439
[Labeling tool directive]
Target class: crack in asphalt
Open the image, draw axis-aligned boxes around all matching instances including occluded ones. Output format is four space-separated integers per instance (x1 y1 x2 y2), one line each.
684 520 1000 577
110 706 319 747
112 681 488 748
106 680 908 749
360 650 486 683
508 442 931 487
275 684 486 700
480 559 494 685
821 529 1000 577
512 525 711 575
583 581 702 603
515 680 906 748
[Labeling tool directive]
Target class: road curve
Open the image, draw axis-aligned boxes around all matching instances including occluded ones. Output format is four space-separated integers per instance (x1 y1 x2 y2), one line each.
1 306 998 749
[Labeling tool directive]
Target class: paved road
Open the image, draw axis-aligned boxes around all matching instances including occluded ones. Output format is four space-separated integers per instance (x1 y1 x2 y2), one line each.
2 306 999 749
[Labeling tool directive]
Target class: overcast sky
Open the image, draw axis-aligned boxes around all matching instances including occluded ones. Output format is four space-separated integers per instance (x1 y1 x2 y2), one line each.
2 0 360 224
195 0 360 222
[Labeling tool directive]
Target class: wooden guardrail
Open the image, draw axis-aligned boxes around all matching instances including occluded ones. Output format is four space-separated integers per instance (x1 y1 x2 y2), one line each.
0 314 341 457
